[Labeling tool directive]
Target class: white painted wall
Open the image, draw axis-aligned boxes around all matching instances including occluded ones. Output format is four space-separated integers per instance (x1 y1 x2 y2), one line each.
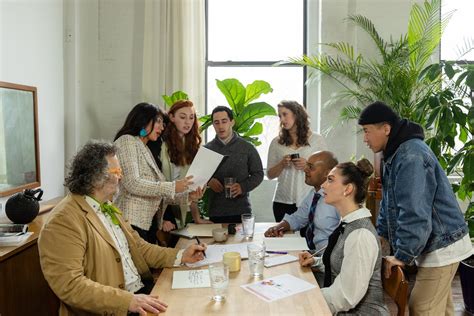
307 0 421 162
0 0 65 218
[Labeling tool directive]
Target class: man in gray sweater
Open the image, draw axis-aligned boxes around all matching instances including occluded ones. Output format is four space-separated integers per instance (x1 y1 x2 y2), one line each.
205 106 264 223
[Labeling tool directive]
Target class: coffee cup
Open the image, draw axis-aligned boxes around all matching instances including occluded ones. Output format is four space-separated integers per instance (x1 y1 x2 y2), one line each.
212 227 228 242
223 251 241 272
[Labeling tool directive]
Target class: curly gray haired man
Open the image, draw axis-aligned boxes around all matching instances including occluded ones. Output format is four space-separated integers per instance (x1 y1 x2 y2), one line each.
38 140 206 316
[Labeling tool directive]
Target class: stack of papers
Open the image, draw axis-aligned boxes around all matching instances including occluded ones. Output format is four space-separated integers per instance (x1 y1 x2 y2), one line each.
0 232 33 247
241 274 316 302
186 224 223 237
264 254 298 268
263 237 309 251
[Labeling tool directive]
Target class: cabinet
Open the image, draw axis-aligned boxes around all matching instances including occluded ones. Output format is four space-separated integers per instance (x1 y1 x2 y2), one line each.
0 198 61 316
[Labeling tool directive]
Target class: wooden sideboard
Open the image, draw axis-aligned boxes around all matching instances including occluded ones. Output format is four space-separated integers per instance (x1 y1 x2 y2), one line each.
0 197 62 316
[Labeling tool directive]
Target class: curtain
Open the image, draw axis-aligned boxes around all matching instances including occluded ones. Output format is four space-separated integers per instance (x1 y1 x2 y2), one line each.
142 0 205 115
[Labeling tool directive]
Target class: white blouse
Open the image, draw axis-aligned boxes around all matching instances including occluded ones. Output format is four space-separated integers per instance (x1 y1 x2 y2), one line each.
267 132 327 206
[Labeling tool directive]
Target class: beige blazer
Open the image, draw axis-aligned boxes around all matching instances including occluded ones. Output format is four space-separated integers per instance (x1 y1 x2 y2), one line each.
114 135 187 230
160 142 191 228
38 194 179 316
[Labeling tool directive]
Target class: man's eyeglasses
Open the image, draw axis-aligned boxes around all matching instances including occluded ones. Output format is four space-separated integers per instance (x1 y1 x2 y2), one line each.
108 167 123 177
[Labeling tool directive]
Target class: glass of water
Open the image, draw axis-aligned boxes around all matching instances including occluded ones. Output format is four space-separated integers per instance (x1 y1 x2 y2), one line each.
241 213 255 239
247 243 265 277
208 262 229 301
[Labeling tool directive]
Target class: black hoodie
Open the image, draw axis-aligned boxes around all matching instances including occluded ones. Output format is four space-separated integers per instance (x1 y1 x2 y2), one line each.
383 119 425 160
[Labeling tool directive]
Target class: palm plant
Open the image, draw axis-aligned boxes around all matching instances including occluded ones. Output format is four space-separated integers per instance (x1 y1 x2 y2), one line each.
285 0 450 124
284 0 474 206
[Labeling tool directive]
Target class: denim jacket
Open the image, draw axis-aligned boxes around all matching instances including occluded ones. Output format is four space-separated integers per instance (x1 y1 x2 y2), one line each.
377 138 468 265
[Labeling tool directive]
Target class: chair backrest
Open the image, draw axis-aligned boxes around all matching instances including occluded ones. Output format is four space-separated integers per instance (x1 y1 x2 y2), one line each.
382 257 409 316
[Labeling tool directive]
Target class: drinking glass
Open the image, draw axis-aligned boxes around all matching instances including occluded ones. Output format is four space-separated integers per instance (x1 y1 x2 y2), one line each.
208 262 229 301
241 213 255 239
247 243 265 277
224 177 236 198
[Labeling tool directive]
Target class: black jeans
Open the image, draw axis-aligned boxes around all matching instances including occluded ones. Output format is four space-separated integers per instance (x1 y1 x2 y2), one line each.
131 218 158 244
272 202 298 222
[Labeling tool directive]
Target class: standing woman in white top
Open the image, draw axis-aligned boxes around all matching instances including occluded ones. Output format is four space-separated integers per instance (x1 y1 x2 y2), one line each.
267 100 327 222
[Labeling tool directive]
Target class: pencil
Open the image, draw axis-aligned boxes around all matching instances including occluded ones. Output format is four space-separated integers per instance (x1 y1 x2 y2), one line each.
195 236 206 257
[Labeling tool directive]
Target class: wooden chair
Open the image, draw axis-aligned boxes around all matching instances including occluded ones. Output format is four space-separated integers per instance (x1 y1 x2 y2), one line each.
382 257 409 316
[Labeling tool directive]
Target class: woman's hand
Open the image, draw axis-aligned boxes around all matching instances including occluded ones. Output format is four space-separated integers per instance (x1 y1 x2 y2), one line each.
298 251 315 267
292 157 306 170
195 217 213 224
189 186 203 202
162 220 176 232
281 155 292 167
175 176 194 193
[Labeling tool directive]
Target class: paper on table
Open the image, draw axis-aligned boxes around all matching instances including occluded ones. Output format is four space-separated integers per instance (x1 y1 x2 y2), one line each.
263 237 309 251
264 254 298 268
186 223 223 237
186 242 252 268
172 270 210 289
241 274 316 302
186 147 224 191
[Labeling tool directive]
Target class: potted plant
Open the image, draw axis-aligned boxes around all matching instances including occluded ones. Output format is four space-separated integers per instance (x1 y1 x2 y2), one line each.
163 79 276 218
199 78 276 146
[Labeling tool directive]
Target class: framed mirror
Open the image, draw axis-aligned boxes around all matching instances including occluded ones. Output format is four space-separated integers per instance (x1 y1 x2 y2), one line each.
0 81 40 197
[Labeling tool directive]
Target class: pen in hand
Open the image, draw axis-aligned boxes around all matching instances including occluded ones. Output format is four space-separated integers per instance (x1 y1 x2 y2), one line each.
266 251 288 255
195 236 206 257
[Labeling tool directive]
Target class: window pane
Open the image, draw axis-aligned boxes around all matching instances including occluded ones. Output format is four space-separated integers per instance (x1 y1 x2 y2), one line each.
441 0 474 60
208 0 304 61
206 66 304 168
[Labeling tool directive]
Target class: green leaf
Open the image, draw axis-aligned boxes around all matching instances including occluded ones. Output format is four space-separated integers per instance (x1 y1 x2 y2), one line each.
161 91 189 108
244 80 273 107
216 79 246 114
463 152 474 184
444 62 455 79
460 126 468 143
234 102 277 133
198 114 212 132
447 152 464 174
243 122 263 137
466 71 474 91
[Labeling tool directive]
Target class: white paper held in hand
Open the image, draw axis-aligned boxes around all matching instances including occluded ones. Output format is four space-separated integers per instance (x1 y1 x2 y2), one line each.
185 147 225 191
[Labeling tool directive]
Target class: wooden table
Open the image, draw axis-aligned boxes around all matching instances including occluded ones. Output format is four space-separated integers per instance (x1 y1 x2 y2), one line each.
151 223 331 316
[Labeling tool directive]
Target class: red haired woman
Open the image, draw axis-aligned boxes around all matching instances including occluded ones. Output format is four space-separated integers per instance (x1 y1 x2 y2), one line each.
159 100 212 234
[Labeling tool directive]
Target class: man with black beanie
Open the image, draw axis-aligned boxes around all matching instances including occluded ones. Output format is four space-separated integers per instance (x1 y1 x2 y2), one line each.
358 101 472 315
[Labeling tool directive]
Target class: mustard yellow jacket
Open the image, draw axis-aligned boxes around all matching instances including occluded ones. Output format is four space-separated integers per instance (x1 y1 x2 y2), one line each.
38 194 179 316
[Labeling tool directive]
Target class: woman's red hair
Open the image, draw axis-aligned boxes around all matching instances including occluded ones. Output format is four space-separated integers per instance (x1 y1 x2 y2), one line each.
162 100 202 166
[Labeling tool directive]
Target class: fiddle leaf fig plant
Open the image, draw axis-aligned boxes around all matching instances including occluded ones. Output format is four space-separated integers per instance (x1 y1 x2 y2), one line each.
162 91 189 109
199 78 276 146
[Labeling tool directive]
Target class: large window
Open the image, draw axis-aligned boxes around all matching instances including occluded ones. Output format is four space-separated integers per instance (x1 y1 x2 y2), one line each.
441 0 474 61
206 0 306 167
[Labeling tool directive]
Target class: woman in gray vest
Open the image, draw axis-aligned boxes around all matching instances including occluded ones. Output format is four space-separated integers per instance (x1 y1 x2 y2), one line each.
320 158 389 315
